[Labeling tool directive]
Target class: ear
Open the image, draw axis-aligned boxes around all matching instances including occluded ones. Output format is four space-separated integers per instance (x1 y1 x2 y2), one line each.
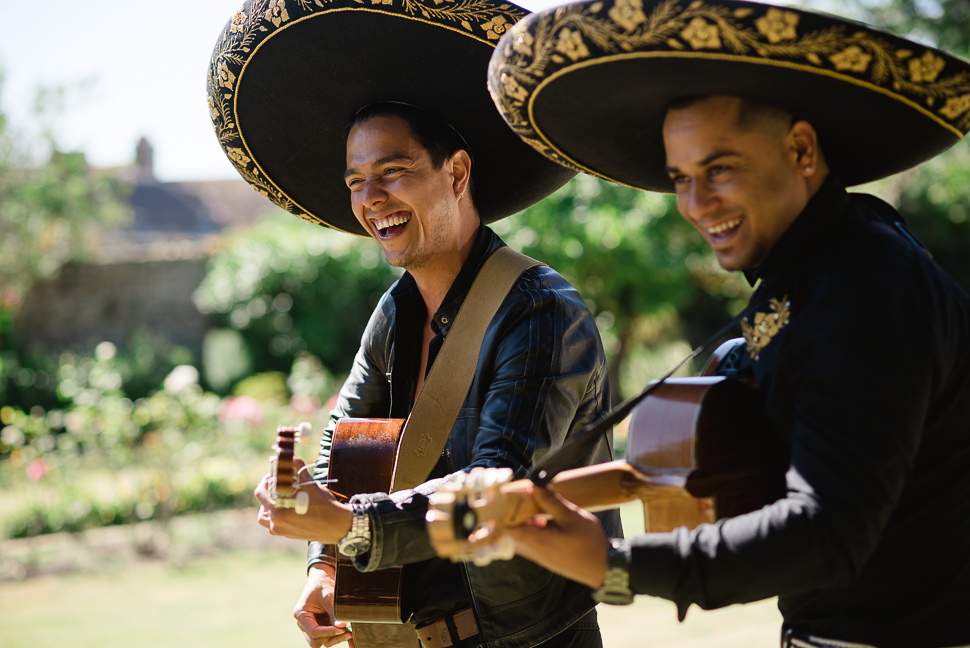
449 149 472 199
787 120 821 177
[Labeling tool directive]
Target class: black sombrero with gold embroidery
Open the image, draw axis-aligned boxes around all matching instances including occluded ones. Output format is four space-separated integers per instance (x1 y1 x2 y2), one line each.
487 0 970 192
206 0 575 235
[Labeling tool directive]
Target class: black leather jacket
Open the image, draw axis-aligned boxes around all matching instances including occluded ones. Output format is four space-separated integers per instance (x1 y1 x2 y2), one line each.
309 227 621 648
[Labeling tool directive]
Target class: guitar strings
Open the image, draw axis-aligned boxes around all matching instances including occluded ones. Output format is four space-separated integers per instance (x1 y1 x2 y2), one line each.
293 478 338 487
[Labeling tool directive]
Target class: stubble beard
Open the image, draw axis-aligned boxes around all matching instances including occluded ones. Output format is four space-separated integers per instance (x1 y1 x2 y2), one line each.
383 206 452 272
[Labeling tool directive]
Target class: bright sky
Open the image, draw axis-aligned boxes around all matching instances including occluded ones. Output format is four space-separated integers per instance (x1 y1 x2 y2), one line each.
0 0 813 184
0 0 572 183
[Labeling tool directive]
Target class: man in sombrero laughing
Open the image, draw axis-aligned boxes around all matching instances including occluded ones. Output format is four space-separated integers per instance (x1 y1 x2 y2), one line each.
479 1 970 646
207 1 621 647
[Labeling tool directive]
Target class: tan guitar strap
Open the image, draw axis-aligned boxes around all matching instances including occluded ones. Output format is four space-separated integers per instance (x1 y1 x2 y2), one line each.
389 246 543 492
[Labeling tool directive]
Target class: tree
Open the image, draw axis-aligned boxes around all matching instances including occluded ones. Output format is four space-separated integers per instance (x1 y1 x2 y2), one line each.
192 214 402 391
0 76 131 348
499 175 750 401
832 0 970 292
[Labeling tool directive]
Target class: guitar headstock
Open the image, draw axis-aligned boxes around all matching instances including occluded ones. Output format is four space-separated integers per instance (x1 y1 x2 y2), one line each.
269 422 312 514
427 461 669 564
426 467 516 566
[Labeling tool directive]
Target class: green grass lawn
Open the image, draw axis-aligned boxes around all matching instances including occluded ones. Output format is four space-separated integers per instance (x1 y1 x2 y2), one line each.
0 547 310 648
0 505 782 648
0 547 782 648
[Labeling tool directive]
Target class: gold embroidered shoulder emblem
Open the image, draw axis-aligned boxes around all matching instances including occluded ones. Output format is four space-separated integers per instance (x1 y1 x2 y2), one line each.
741 296 791 361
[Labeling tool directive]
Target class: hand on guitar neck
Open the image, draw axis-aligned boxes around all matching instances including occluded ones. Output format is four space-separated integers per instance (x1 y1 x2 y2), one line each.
255 452 354 544
427 468 615 589
503 484 611 591
425 374 785 590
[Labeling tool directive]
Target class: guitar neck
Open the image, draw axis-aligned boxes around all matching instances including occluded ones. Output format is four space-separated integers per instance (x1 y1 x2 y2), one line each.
496 460 687 528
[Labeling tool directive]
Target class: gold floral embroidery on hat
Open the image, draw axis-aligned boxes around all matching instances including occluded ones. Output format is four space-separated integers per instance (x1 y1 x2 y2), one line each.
487 0 970 174
207 0 527 231
830 45 872 73
681 17 721 49
909 50 946 83
512 29 534 56
555 28 591 61
482 15 510 40
741 296 791 361
941 94 970 120
755 8 798 44
230 8 248 34
609 0 647 32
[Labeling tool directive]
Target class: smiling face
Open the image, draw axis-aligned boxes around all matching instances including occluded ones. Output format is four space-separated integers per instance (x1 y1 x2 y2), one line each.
663 96 822 271
345 114 469 271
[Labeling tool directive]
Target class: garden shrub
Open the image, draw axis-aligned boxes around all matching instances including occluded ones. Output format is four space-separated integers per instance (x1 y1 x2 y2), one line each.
193 213 401 385
1 349 338 540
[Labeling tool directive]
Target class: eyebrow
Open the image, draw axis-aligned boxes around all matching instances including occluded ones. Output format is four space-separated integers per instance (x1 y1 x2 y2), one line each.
665 148 741 174
344 154 414 179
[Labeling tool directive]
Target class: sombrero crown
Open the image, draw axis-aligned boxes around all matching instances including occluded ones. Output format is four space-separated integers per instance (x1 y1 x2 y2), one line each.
207 0 576 235
487 0 970 192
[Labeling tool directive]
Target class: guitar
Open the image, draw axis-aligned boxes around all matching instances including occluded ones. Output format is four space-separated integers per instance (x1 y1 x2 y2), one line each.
307 418 415 648
425 374 787 563
268 422 311 514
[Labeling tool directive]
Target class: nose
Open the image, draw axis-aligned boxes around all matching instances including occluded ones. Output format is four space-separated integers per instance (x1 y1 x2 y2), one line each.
680 178 717 223
358 176 387 212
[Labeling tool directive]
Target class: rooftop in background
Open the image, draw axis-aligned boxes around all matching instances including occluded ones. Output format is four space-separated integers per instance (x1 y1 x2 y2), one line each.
95 138 282 263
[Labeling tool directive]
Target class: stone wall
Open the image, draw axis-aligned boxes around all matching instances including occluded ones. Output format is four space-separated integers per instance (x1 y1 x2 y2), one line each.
15 258 211 354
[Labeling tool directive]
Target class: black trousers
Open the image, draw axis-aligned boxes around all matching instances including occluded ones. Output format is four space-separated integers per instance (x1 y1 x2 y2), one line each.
451 609 602 648
534 609 602 648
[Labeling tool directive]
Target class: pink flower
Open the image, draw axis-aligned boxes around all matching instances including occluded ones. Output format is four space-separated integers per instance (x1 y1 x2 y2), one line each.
218 395 266 427
290 394 321 416
26 458 48 482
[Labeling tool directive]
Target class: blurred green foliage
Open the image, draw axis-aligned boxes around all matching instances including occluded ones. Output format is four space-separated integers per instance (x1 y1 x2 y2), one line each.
820 0 970 290
193 214 401 389
0 329 193 414
833 0 970 290
497 175 750 401
0 76 131 348
0 344 337 540
892 145 970 289
838 0 969 56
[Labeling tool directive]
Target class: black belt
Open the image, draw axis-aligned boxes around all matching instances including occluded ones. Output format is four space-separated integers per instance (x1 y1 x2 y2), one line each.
781 629 877 648
415 608 478 648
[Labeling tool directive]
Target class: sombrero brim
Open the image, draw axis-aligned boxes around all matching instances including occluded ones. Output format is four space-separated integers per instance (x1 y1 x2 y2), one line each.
487 0 970 192
207 0 576 235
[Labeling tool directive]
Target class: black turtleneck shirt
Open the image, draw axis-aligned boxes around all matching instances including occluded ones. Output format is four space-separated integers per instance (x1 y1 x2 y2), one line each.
628 178 970 648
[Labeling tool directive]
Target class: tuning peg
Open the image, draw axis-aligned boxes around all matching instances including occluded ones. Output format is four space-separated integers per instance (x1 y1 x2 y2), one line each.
297 422 312 443
295 490 310 515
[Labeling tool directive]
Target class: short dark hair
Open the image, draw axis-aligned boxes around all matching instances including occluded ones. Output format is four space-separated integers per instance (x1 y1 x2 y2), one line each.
345 103 475 203
666 95 794 136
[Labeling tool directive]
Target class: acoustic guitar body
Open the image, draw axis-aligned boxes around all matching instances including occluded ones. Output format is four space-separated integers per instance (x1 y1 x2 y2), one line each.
626 376 786 531
329 417 416 648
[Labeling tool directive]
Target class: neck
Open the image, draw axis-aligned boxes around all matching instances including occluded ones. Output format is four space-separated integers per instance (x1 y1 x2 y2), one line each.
410 219 479 317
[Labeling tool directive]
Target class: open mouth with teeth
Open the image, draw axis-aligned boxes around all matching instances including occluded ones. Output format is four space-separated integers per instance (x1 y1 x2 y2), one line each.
707 216 743 241
372 212 411 239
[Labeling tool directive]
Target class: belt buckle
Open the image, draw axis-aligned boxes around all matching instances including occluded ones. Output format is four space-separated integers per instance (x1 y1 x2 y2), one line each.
416 619 452 648
416 609 478 648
